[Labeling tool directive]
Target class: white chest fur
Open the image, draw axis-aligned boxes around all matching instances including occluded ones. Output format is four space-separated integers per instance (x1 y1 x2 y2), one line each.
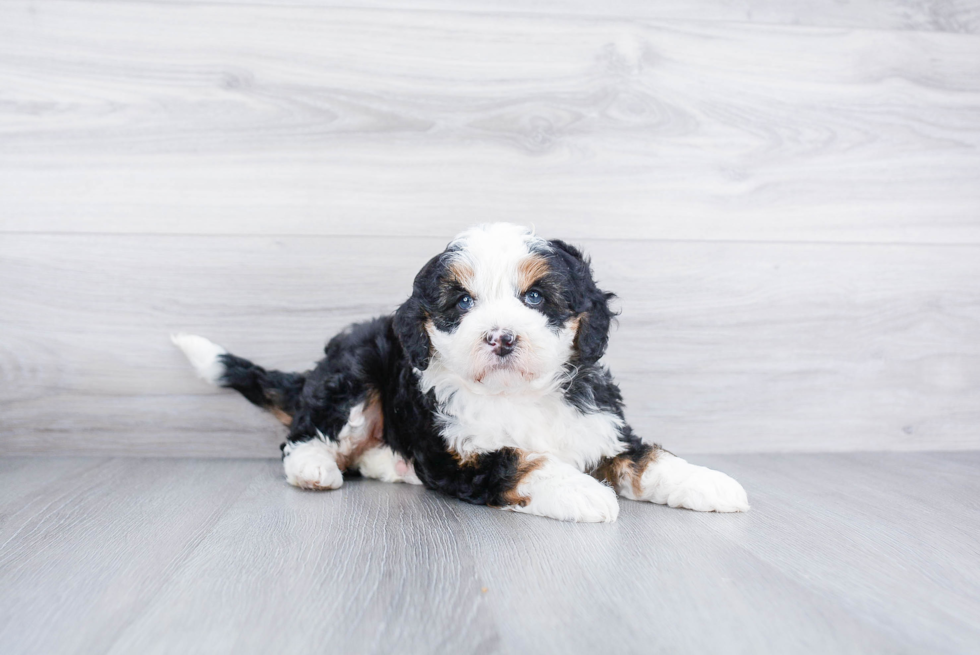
420 365 626 471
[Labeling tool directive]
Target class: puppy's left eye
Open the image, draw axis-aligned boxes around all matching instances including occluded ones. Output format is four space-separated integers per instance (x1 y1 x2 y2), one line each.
523 290 544 306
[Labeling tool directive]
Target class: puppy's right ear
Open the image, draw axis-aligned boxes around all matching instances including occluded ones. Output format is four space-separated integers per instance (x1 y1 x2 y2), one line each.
394 252 448 370
393 294 431 370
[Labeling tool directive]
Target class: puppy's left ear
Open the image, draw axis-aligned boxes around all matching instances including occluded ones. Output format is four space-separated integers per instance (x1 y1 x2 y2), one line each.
549 239 617 367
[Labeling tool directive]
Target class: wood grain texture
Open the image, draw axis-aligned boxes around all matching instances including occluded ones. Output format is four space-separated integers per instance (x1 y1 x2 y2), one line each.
0 458 260 654
54 0 980 33
1 2 979 243
2 1 979 456
1 453 978 654
2 234 979 456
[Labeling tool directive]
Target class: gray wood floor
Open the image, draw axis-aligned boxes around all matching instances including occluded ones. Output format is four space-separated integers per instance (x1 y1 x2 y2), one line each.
1 452 978 655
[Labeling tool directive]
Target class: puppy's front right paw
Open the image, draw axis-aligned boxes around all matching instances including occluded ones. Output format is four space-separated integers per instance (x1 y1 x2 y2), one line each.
556 474 620 523
504 456 620 523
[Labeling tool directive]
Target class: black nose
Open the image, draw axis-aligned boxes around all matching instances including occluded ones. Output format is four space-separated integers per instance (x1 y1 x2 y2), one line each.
485 329 517 356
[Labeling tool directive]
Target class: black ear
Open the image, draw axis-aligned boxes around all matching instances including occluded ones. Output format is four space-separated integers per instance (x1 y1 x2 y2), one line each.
393 295 431 370
393 252 448 370
549 240 617 367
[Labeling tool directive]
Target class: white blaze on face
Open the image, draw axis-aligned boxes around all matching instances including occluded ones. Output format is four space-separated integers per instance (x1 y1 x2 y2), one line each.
424 223 578 395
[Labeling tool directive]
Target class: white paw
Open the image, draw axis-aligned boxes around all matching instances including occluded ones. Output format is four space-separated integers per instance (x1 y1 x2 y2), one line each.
505 455 620 523
354 446 423 485
283 439 344 490
640 453 749 513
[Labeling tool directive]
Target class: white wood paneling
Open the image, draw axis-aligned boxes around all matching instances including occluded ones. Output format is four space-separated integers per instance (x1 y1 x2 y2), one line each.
52 0 980 33
2 234 978 456
1 1 978 456
1 2 979 243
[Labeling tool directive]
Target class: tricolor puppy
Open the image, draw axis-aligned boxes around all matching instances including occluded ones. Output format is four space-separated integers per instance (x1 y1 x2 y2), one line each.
174 223 748 522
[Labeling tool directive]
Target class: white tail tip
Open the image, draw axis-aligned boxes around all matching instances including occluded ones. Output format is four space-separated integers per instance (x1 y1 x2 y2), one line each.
171 333 228 386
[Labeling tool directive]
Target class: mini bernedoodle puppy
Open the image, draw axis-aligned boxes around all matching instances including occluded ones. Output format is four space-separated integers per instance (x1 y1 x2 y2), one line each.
174 223 749 522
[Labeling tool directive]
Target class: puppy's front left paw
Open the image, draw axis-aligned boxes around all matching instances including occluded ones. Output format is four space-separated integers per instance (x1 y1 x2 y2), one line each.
641 454 750 513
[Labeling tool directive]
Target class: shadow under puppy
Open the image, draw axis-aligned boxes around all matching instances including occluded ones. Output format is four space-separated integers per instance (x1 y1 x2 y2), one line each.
174 223 748 522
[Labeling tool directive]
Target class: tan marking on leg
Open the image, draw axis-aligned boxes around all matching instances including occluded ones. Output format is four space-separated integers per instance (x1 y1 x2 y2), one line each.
499 453 546 508
631 449 659 497
449 449 480 467
593 448 660 497
332 390 385 471
593 456 631 489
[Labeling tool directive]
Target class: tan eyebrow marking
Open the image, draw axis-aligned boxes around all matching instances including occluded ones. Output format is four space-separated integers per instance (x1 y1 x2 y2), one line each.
447 260 474 288
517 255 550 293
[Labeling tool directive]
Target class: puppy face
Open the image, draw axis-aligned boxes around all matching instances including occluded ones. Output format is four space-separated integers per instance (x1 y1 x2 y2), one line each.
394 224 614 394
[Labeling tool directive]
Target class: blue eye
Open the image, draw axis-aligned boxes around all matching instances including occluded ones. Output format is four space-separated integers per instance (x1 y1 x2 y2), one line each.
524 290 543 306
457 295 474 311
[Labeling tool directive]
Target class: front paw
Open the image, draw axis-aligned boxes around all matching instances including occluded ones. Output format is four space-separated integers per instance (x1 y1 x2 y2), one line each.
642 454 750 513
506 456 620 523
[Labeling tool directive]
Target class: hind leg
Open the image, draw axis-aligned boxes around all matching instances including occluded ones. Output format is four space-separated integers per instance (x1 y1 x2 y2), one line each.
282 392 387 491
354 445 422 485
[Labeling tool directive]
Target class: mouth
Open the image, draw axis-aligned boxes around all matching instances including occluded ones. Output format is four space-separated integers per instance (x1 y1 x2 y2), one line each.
473 355 533 384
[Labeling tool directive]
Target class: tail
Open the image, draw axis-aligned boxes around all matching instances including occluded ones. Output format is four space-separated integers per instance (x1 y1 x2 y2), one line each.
171 333 306 426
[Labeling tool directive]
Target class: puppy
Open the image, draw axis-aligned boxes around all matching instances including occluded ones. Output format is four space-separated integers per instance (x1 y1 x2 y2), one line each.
174 223 748 522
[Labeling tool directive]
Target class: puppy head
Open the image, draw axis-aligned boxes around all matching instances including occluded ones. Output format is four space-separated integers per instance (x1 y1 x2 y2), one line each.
394 223 614 394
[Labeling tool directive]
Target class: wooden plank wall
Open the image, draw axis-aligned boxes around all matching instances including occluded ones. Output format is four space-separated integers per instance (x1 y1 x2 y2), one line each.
2 1 979 456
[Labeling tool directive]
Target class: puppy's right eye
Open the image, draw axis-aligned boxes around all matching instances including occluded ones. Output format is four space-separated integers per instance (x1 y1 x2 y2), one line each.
457 295 474 311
